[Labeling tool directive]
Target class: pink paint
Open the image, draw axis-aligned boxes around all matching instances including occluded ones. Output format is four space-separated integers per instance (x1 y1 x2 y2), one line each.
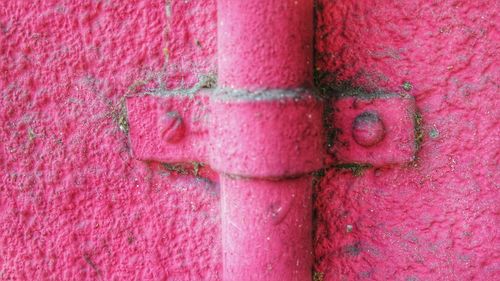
331 94 417 166
129 1 319 279
209 89 324 178
314 1 499 280
127 91 322 279
216 1 317 280
0 1 222 280
352 112 386 147
221 175 313 281
1 0 498 280
126 89 325 178
127 91 323 280
217 0 314 90
214 94 321 280
127 92 210 164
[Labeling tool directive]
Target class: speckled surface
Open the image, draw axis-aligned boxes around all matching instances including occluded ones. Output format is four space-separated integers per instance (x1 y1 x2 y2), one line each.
1 0 498 280
1 1 220 280
314 1 499 280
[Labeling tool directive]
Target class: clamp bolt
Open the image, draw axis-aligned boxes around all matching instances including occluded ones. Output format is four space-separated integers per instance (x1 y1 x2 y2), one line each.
352 111 385 147
159 111 185 143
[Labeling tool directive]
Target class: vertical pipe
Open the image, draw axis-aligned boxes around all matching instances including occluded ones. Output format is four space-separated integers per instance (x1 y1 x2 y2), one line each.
218 0 314 90
217 1 315 280
221 176 313 281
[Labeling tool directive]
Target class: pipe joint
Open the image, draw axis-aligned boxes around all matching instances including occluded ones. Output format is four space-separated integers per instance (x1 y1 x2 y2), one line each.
209 88 325 178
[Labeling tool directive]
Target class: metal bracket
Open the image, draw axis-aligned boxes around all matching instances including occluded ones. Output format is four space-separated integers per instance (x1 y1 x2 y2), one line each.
127 90 417 172
126 89 326 178
126 91 210 164
329 93 417 166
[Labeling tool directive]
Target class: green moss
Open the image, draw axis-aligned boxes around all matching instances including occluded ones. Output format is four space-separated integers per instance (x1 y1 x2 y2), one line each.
192 161 204 177
313 69 365 98
313 271 325 281
162 162 206 177
429 127 439 139
198 73 217 89
27 128 36 141
111 98 129 133
162 163 189 175
118 111 129 133
402 81 413 91
333 163 372 177
312 169 326 188
313 70 352 151
414 112 423 150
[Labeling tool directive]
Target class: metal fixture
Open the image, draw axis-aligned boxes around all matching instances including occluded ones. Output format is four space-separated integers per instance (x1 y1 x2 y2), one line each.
126 1 417 280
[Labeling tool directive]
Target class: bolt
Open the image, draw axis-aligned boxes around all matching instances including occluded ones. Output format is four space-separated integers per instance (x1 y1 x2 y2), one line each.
352 111 385 147
159 111 184 143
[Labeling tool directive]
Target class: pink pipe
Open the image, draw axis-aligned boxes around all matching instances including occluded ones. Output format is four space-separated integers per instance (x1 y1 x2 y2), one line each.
217 1 316 280
218 0 314 90
221 176 313 281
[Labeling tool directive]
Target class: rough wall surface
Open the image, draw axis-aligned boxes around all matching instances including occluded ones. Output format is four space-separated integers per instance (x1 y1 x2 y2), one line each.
1 1 220 280
314 1 499 280
0 1 498 281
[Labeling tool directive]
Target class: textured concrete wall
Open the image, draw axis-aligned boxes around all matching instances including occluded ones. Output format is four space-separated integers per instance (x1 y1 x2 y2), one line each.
313 1 499 280
1 0 498 280
1 1 220 280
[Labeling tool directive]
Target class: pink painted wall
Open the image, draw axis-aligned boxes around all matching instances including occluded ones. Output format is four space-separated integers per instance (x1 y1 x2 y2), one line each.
1 1 498 280
1 1 220 280
314 1 499 280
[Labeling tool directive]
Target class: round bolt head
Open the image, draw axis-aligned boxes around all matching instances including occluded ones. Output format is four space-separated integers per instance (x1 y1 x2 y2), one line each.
159 111 185 143
352 111 385 147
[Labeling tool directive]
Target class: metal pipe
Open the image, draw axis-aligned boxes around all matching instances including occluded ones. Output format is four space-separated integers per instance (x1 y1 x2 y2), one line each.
216 1 317 280
221 176 313 281
217 0 314 90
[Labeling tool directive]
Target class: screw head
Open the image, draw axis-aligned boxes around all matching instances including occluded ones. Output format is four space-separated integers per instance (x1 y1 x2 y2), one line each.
159 111 184 143
352 111 385 147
